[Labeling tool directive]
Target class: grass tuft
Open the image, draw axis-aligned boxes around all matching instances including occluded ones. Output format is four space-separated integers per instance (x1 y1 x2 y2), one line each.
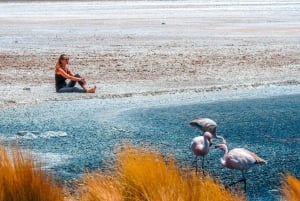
78 145 245 201
78 172 122 201
0 144 65 201
5 143 299 201
282 174 300 201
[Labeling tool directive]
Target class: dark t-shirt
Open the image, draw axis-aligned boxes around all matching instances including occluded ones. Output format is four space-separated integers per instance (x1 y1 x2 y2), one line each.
55 73 67 92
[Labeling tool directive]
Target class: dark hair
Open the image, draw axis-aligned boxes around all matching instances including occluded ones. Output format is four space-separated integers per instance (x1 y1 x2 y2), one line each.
58 54 67 65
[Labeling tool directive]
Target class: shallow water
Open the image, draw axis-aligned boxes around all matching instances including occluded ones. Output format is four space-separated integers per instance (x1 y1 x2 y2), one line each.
0 90 299 201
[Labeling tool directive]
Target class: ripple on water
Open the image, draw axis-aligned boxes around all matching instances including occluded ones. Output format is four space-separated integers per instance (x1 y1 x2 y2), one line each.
15 130 68 139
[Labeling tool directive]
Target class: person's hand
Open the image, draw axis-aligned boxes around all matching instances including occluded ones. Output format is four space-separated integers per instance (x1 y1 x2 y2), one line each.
79 77 86 84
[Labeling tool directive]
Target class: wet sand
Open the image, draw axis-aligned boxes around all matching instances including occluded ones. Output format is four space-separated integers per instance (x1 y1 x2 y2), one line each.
0 0 299 108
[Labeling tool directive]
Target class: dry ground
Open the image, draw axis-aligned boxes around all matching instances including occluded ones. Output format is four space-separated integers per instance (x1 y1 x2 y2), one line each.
0 1 299 108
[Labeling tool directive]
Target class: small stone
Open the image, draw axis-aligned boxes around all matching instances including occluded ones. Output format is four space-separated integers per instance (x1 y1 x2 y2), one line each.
6 100 16 104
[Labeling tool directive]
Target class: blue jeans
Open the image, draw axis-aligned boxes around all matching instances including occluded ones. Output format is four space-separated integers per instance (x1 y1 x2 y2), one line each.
57 74 86 93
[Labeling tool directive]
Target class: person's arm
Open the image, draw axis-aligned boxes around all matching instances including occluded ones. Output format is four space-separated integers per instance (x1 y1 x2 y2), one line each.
56 68 85 82
67 67 76 76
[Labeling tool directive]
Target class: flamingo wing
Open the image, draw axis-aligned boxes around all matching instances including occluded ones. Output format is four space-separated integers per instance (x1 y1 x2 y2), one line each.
191 136 210 156
189 118 217 133
225 148 258 170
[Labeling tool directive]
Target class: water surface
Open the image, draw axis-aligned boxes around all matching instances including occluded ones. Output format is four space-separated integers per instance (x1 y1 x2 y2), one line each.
0 90 299 201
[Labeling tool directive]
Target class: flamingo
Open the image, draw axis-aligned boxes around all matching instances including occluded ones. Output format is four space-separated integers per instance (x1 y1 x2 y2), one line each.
215 143 267 191
191 132 213 173
189 118 226 144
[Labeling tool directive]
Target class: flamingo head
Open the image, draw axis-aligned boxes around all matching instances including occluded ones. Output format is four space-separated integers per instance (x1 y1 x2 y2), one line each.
214 143 228 153
203 132 212 139
203 132 213 146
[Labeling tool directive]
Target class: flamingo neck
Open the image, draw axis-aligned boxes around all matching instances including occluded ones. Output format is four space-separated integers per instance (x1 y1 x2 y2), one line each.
216 135 226 144
204 137 210 147
221 145 228 155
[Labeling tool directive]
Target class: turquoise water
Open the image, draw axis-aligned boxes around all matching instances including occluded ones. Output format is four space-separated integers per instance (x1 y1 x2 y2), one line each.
0 93 299 201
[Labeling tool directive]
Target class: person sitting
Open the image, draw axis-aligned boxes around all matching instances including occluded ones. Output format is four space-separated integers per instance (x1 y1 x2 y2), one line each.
55 54 96 93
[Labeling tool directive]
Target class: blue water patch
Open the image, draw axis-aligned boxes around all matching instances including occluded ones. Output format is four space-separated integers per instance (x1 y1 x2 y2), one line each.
0 93 299 201
118 94 300 201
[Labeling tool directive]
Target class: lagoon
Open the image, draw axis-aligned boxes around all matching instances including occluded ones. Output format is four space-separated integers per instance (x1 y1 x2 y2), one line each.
0 87 299 201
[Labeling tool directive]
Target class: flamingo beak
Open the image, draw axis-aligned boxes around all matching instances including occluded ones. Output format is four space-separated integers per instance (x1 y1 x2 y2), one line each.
214 144 222 148
209 139 214 147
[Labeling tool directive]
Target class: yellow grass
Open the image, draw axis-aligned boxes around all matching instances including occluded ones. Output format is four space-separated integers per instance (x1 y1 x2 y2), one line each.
0 144 65 201
4 143 300 201
78 172 122 201
78 146 245 201
282 174 300 201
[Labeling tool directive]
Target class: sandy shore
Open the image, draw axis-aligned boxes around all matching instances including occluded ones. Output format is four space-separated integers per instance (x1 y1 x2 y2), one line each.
0 1 299 109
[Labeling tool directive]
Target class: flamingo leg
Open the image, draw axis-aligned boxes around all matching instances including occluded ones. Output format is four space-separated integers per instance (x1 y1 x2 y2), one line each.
242 171 247 192
192 156 199 174
201 156 205 169
226 178 246 189
226 171 247 192
201 157 206 175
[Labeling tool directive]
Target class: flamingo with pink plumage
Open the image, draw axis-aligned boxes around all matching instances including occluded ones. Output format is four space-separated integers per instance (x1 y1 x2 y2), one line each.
215 143 267 191
189 118 226 144
190 131 212 173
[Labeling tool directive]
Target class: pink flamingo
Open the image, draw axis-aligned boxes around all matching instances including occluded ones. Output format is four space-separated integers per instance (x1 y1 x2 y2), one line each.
189 118 226 144
191 132 213 173
215 143 267 191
